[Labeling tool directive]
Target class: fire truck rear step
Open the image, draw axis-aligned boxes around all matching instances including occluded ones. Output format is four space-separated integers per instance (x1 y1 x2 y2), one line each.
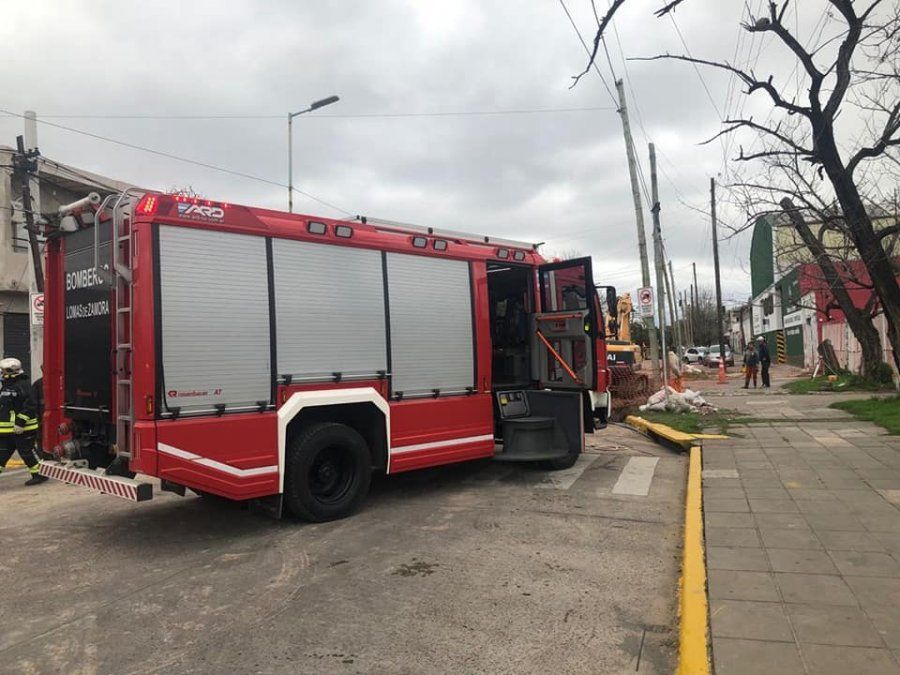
39 461 153 502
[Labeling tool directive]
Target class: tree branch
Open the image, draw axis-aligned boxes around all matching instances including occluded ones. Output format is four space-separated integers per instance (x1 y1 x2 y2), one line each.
847 100 900 175
877 224 900 240
744 2 824 84
632 54 812 116
570 0 628 87
654 0 688 17
702 118 815 157
824 0 865 119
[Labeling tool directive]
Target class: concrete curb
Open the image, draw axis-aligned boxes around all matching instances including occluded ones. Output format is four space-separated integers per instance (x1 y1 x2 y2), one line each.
623 416 712 673
624 415 727 452
677 446 710 674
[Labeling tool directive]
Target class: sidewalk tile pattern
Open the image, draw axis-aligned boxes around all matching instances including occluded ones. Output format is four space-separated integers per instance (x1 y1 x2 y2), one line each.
703 416 900 674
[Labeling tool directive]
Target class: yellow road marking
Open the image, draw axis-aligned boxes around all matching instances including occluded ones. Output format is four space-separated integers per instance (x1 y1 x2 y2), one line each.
678 446 710 674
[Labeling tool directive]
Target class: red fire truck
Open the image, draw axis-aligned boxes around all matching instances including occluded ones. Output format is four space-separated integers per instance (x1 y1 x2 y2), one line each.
39 191 615 521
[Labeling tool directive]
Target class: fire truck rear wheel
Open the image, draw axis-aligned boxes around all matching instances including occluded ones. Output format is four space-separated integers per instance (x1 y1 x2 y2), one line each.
284 422 372 522
537 452 580 471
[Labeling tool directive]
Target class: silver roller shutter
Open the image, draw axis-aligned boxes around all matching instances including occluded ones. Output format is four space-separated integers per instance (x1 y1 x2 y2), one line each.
273 239 386 380
387 253 474 396
158 225 271 413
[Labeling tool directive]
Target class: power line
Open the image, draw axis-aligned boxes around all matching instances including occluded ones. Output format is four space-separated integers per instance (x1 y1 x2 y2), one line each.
667 14 722 119
0 108 351 216
30 106 617 120
557 0 619 106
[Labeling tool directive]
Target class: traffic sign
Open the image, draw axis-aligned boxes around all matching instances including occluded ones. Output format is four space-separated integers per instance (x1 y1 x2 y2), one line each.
637 286 654 318
30 292 44 326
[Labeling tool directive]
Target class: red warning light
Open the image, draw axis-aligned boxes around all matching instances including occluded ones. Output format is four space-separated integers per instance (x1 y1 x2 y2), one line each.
136 195 159 215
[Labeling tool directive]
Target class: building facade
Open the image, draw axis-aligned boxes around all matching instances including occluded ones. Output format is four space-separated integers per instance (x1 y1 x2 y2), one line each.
747 212 898 374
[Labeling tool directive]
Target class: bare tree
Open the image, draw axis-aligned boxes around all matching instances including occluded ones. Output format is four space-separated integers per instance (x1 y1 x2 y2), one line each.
573 0 900 375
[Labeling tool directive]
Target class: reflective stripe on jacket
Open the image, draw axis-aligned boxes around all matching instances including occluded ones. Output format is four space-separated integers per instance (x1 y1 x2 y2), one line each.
0 374 38 433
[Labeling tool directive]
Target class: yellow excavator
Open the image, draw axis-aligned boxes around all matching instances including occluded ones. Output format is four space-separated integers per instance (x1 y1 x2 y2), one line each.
604 293 649 398
605 293 643 367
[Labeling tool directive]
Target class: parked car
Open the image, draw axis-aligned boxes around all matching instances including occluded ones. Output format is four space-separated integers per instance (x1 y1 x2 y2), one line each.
682 346 707 364
704 344 734 367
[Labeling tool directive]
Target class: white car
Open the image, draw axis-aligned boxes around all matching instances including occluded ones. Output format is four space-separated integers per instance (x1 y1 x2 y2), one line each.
682 346 707 364
704 345 735 367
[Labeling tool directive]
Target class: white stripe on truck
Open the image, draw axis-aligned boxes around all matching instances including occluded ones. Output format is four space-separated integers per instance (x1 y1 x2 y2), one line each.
157 443 278 478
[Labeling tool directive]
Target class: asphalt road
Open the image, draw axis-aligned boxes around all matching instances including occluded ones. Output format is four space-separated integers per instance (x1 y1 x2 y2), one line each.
0 426 685 674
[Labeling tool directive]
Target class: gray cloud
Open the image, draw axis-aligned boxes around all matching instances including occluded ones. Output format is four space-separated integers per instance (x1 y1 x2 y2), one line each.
2 0 884 309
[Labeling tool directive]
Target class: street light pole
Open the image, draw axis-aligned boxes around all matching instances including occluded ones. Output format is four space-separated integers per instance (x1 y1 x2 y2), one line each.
288 95 340 213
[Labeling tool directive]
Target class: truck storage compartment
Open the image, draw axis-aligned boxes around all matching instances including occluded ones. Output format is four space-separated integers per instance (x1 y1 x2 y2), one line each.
157 225 272 415
493 389 584 461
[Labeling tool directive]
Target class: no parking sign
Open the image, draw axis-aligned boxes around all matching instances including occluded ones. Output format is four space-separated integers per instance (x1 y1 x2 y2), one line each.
30 292 44 326
637 286 654 318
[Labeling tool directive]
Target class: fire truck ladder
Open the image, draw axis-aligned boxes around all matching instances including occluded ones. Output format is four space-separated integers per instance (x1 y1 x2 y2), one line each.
111 189 141 461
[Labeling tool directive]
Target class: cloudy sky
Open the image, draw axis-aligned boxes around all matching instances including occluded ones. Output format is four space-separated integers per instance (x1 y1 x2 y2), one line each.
0 0 877 308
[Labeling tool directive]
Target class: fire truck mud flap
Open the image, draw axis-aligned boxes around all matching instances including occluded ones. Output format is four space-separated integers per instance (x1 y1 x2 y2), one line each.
39 461 153 502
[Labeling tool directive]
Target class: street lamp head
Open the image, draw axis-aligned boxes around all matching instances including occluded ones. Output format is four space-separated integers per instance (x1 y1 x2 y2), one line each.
310 95 340 110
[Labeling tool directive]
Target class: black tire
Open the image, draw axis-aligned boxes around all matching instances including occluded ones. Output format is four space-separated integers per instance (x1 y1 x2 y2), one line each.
537 452 580 471
283 422 371 522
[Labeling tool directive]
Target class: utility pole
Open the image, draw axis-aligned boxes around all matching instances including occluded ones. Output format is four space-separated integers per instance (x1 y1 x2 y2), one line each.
13 135 43 293
662 253 677 351
615 79 658 378
667 259 683 354
685 290 694 345
711 177 727 380
692 262 699 344
649 143 668 390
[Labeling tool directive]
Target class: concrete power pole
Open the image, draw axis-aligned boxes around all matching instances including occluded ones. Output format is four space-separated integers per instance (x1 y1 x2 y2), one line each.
669 258 686 356
667 259 683 354
711 177 727 379
649 143 668 389
615 79 658 378
692 262 699 344
18 112 43 381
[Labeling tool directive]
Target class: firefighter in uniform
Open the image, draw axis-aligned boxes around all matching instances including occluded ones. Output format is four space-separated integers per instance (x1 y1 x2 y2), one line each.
0 358 48 485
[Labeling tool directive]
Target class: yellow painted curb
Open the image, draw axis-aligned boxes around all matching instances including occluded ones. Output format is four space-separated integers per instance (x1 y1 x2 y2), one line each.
625 415 727 451
678 445 710 674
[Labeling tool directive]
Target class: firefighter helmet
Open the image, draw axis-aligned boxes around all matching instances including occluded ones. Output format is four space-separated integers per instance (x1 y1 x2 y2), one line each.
0 357 23 378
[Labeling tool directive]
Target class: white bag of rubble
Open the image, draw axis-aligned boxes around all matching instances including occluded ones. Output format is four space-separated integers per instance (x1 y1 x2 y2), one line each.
639 386 718 414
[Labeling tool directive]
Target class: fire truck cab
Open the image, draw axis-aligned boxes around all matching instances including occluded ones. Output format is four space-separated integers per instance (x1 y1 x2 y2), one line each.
39 192 613 521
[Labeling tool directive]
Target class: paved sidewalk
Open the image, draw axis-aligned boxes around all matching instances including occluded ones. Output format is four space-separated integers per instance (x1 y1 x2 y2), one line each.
702 404 900 674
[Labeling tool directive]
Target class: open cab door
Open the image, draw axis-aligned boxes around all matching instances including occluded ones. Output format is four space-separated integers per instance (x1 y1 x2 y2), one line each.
494 256 598 466
533 257 597 391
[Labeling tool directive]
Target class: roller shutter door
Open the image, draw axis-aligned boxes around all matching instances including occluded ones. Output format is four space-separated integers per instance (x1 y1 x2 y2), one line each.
387 253 473 396
157 226 271 413
2 313 30 378
273 239 387 380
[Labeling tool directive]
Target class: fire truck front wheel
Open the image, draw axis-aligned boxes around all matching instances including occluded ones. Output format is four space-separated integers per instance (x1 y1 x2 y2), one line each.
284 422 372 522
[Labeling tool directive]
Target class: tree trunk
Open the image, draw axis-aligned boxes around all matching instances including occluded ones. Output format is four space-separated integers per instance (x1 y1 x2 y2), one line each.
779 198 886 378
816 131 900 374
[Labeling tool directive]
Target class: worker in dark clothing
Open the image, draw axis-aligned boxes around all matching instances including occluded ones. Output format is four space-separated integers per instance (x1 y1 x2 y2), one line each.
757 336 771 389
742 344 759 389
0 358 47 485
